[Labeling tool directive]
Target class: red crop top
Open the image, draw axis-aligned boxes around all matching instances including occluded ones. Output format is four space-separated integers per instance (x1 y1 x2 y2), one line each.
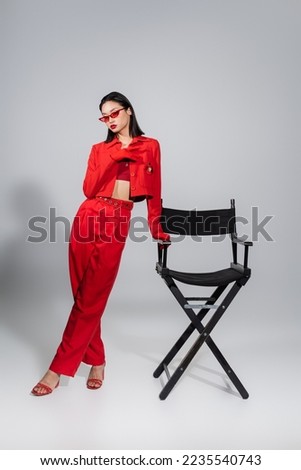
117 160 130 181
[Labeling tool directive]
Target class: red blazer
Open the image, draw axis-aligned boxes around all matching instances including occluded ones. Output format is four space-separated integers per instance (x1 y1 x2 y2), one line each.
83 135 170 241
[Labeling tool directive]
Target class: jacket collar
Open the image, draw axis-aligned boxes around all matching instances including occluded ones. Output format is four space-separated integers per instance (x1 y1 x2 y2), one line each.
105 135 145 149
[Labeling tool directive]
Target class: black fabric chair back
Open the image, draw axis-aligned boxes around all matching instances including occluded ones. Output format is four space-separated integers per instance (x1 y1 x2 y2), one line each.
160 206 236 236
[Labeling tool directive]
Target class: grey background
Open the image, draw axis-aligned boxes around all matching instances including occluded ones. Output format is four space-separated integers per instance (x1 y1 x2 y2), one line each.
0 0 300 450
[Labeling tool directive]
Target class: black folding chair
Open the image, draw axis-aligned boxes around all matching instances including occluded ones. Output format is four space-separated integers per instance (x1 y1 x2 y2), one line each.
154 199 253 400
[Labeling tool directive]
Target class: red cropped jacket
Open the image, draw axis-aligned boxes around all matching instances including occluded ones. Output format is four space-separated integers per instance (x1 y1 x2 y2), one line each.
83 136 170 241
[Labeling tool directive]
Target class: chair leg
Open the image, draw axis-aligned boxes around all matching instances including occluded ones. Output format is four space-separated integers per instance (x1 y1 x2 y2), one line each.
159 364 186 400
155 279 249 399
153 285 226 378
159 326 249 400
206 337 249 399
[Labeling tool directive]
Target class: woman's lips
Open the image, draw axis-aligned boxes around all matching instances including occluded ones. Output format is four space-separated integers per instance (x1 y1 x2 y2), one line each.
110 125 117 130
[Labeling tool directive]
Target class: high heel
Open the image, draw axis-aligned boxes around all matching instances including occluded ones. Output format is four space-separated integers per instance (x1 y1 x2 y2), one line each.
31 381 59 396
87 364 105 390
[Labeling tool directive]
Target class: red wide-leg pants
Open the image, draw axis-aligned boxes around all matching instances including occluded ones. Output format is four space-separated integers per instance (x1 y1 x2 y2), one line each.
49 197 133 377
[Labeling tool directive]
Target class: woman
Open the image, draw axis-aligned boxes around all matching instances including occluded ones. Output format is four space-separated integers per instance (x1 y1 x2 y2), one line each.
31 91 170 396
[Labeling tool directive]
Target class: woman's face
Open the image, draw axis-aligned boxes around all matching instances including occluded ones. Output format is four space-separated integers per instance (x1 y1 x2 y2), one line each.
101 100 132 135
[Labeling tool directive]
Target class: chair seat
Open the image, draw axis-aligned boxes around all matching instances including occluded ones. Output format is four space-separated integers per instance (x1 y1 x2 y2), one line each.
167 267 245 286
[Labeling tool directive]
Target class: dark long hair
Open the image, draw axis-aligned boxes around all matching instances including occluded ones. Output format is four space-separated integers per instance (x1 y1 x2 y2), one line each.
99 91 144 143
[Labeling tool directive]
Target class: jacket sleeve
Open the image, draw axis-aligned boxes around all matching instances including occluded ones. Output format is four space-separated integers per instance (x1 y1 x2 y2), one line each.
83 145 113 198
83 142 141 199
146 140 170 241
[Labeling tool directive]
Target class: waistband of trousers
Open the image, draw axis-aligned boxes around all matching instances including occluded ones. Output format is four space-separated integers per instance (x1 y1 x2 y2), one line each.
95 196 133 210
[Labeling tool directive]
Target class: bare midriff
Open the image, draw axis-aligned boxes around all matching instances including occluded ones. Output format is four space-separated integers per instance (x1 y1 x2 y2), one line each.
112 179 131 201
111 141 132 201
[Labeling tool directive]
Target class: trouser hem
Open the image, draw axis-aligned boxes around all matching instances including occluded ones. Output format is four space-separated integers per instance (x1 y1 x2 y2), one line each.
49 366 76 378
82 359 106 367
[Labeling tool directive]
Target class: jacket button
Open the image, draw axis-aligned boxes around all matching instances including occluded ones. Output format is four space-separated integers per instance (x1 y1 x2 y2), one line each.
131 172 135 176
132 186 136 190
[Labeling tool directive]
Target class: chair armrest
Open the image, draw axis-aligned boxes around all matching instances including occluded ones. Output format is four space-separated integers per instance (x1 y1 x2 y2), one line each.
231 234 252 269
153 239 171 269
232 234 253 247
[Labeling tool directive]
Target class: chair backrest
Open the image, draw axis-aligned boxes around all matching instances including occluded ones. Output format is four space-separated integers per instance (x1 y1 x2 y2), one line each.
160 199 236 237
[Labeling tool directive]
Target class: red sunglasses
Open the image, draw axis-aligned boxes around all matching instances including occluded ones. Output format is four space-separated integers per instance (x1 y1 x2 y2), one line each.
99 108 125 123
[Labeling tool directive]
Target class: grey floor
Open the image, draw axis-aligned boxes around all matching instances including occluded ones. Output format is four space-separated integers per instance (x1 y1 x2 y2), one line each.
1 245 300 450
